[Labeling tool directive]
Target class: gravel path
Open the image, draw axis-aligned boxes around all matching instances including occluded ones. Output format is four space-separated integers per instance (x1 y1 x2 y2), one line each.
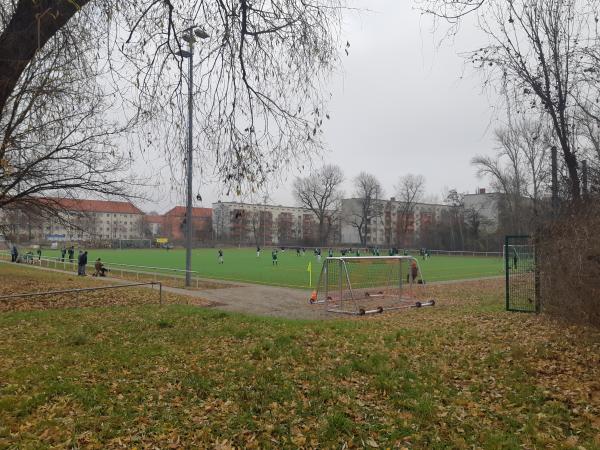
2 261 502 320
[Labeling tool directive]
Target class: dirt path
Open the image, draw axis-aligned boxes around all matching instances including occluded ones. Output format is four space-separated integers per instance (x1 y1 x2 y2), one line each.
167 283 327 320
1 261 502 320
0 261 326 320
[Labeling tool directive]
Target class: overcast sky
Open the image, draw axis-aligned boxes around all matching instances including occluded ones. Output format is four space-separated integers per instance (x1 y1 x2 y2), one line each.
139 1 501 214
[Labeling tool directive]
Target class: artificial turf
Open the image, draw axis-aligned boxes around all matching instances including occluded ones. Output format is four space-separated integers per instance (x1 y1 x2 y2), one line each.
35 247 504 288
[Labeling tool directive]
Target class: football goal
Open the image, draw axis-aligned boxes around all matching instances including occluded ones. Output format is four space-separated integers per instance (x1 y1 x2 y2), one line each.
112 238 152 249
312 256 434 315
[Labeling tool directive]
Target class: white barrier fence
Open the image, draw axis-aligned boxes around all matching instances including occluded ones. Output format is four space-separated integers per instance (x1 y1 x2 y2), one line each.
0 252 210 289
0 281 163 305
425 249 502 257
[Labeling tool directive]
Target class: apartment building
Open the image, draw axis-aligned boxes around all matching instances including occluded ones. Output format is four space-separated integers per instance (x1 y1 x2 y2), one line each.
212 201 339 246
0 198 144 242
340 197 449 247
161 206 213 242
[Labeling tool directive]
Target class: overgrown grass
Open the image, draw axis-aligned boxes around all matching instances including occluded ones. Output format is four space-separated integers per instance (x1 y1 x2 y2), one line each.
0 265 599 448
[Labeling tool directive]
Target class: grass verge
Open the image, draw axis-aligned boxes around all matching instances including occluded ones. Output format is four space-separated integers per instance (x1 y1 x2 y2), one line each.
0 264 599 448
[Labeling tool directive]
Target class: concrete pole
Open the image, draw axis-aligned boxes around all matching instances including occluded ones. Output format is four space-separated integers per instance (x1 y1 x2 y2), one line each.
185 39 194 287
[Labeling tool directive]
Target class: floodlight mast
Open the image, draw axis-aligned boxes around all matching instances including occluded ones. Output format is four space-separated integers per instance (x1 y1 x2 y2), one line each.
176 25 209 287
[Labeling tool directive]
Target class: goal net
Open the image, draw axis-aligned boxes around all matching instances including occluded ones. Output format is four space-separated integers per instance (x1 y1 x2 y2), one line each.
313 256 434 315
112 239 153 249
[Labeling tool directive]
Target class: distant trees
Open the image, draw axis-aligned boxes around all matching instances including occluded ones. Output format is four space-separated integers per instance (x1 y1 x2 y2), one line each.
212 202 228 242
576 111 600 194
347 172 384 246
293 164 344 246
472 118 550 233
276 213 295 246
444 189 465 250
243 193 272 248
394 174 425 246
420 0 600 202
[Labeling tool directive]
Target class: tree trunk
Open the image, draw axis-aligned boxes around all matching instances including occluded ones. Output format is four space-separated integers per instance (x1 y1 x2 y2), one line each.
563 150 581 201
0 0 89 115
356 225 364 248
318 219 325 247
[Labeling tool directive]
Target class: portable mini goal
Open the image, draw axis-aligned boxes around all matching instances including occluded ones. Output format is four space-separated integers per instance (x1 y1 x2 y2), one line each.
312 256 434 315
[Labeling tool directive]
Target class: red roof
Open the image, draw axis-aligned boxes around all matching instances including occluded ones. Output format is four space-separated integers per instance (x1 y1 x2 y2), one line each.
144 214 165 224
47 197 143 215
164 206 212 218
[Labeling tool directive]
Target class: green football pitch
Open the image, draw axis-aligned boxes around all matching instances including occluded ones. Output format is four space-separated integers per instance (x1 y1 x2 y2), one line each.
39 247 503 289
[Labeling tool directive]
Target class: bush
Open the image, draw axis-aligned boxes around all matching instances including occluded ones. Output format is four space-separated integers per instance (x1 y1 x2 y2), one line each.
538 203 600 326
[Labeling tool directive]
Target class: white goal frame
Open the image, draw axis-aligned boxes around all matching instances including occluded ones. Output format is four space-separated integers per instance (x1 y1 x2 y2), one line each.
313 256 434 315
113 238 153 249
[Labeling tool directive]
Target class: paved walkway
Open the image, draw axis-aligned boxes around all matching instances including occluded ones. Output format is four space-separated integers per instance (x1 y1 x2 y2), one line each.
2 261 501 320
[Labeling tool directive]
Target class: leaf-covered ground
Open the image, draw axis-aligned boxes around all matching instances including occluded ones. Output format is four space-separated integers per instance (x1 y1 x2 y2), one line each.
0 264 599 448
0 264 211 312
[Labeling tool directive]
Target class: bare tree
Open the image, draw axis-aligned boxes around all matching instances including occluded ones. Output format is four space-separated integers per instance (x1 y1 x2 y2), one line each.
1 1 349 203
212 202 228 242
348 172 384 246
514 120 550 209
576 110 600 193
420 0 600 200
444 189 465 250
243 192 272 248
395 174 425 246
473 117 549 231
293 164 344 246
0 21 137 224
276 212 295 246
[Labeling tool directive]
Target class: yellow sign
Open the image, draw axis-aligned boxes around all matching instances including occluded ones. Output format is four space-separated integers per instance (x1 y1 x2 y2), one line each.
156 238 169 244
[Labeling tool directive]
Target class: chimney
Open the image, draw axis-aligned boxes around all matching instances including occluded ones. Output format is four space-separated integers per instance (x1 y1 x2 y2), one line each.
390 197 396 202
478 188 486 194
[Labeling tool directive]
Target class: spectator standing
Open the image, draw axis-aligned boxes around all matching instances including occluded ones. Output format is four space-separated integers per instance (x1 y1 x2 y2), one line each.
78 251 88 276
11 245 18 262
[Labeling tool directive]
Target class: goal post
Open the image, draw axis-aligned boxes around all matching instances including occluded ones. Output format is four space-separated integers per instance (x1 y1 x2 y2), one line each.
312 256 434 315
113 238 153 249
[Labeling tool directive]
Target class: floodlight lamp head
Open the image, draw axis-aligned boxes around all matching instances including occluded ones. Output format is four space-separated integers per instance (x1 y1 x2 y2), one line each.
194 28 210 39
181 33 196 44
175 49 192 58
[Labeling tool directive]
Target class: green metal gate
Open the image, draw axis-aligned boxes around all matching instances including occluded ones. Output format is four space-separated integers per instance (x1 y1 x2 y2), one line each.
505 235 538 312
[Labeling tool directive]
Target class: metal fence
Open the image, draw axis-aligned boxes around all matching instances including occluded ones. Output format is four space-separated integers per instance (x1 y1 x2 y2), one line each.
504 235 538 313
0 281 163 305
427 249 502 257
0 252 209 289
